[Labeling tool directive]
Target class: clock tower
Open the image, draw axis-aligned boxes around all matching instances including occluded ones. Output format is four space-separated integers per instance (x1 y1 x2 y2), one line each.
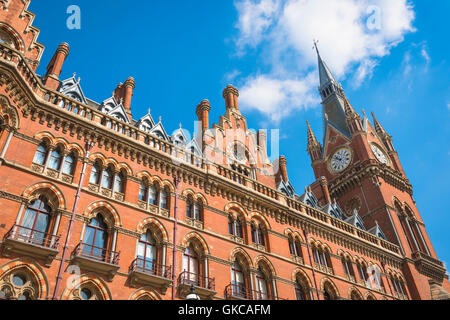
306 45 450 300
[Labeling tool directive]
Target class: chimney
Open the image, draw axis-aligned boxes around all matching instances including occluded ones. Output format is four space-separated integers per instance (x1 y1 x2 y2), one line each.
123 77 135 112
44 42 70 90
320 176 332 204
279 156 289 183
196 100 211 131
222 85 239 110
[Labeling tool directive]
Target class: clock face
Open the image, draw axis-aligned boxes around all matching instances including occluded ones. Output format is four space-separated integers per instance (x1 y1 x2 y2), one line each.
330 148 351 173
371 144 388 164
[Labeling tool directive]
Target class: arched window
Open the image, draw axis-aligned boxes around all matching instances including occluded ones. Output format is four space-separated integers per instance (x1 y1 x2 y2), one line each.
323 282 337 300
182 246 199 285
289 237 303 257
62 153 76 175
342 257 355 280
159 188 168 209
48 148 63 171
0 269 39 300
82 214 108 261
231 261 246 298
228 216 243 238
19 196 51 245
139 181 147 202
113 171 125 193
101 167 114 189
295 277 311 300
186 197 202 221
148 184 158 206
89 162 101 185
357 262 368 283
33 144 48 165
137 231 157 274
312 247 332 272
255 269 269 300
251 224 265 247
350 290 362 300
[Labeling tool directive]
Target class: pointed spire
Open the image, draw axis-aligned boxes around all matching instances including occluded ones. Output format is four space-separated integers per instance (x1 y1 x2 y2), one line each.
307 121 321 150
314 41 337 88
371 112 387 137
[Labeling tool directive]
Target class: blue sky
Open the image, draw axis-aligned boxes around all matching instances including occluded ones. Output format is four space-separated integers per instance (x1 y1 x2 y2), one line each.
29 1 449 269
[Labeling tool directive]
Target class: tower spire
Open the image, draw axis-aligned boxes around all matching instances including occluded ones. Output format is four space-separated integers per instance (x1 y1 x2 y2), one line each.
307 121 322 162
371 112 387 137
314 41 349 137
315 41 338 88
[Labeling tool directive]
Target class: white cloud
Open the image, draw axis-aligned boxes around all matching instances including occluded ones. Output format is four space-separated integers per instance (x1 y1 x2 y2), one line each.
233 0 416 122
239 72 319 123
224 69 242 83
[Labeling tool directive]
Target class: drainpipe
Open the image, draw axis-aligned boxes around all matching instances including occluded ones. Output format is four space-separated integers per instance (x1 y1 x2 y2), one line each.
303 229 321 300
52 140 95 300
171 176 180 300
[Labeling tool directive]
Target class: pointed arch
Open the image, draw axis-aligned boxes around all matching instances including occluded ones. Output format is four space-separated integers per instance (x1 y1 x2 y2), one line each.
229 247 253 269
22 182 66 211
224 202 248 219
348 286 364 300
0 22 26 52
84 201 122 228
61 273 112 300
181 232 210 256
0 257 50 300
248 212 271 230
128 287 162 300
321 277 340 300
365 292 377 300
254 255 276 277
291 268 313 289
0 94 20 129
136 217 169 243
34 131 57 147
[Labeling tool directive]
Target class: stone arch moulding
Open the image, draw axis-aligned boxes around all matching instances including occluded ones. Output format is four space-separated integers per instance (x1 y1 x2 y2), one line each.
83 201 122 228
0 257 50 300
22 181 66 211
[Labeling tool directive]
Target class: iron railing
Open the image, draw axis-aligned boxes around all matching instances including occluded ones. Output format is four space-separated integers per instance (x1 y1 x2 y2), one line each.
129 258 172 279
177 271 215 291
73 242 120 265
5 224 60 250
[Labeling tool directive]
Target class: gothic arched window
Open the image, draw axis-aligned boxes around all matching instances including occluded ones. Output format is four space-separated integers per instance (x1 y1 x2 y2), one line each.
137 231 158 274
255 269 269 300
33 144 48 166
231 261 246 298
113 171 125 193
19 196 52 246
0 269 39 300
182 246 199 285
62 152 76 175
82 214 109 261
48 148 63 171
90 162 102 185
101 167 114 189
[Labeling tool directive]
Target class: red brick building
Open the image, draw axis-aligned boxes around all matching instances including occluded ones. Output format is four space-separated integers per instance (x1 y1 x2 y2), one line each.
0 0 448 300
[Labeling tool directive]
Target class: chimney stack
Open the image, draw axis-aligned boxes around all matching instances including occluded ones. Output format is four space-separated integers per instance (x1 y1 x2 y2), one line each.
44 42 70 90
223 85 239 110
196 100 211 131
279 156 289 183
123 77 135 112
320 176 332 204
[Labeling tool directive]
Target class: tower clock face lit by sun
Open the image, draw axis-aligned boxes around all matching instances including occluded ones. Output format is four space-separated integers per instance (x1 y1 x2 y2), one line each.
371 144 389 165
329 148 352 173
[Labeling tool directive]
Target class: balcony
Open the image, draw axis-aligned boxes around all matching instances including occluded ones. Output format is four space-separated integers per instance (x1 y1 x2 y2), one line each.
3 225 60 267
224 284 284 300
224 284 253 300
412 251 447 281
177 271 216 300
71 243 120 282
128 258 173 294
